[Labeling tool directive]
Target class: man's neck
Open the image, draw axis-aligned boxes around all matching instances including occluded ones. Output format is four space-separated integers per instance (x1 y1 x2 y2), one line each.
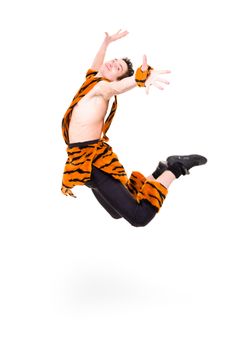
95 72 112 82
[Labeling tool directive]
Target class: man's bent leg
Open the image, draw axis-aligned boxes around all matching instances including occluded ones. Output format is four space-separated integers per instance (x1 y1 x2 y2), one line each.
92 188 122 219
85 180 122 219
90 166 157 227
147 170 176 188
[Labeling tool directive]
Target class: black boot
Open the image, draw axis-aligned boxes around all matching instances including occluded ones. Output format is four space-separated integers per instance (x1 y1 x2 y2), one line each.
152 161 168 179
166 154 207 178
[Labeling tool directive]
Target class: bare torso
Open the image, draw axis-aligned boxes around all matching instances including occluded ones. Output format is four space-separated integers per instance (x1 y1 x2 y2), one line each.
68 85 109 143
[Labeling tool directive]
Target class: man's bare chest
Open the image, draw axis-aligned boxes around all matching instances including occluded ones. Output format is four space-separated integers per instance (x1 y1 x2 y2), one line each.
71 94 109 124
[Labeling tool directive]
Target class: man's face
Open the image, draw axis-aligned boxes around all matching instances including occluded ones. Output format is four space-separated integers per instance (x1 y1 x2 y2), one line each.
100 58 128 81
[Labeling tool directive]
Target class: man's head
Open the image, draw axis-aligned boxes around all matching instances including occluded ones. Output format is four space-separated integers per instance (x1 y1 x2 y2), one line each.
99 57 134 81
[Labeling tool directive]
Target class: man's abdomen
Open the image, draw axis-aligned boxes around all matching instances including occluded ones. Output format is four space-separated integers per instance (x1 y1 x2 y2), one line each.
68 95 108 143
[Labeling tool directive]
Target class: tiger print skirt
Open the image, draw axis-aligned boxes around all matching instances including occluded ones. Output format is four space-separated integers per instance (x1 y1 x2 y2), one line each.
61 139 168 211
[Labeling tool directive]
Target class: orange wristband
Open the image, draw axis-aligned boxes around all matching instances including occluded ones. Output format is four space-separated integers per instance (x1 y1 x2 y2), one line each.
135 65 153 87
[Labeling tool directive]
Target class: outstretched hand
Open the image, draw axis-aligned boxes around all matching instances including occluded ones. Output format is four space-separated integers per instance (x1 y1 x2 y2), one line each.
142 55 171 94
104 29 129 44
141 54 148 72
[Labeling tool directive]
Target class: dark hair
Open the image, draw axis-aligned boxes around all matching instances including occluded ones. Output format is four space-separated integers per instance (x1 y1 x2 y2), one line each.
117 57 134 80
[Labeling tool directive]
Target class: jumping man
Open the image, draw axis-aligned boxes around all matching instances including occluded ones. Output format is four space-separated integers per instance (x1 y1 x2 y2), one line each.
61 30 207 227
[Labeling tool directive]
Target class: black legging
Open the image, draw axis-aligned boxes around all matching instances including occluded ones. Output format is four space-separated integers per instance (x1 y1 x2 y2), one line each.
85 165 157 227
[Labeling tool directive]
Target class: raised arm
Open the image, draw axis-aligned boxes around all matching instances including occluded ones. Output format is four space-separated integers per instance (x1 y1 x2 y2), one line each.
91 30 129 71
94 55 171 99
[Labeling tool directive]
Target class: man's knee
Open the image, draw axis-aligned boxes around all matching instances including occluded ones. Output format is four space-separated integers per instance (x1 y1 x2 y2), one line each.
130 218 152 227
129 205 157 227
110 213 122 220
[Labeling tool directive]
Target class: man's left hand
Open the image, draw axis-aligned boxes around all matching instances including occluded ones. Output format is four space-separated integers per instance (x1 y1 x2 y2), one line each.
145 68 171 94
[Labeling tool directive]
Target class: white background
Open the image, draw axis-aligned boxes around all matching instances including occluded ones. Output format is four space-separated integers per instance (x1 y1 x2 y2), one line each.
1 0 233 349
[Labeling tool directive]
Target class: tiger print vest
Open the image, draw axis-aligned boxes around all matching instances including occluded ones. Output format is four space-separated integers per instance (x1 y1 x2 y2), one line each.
61 69 128 197
62 69 117 145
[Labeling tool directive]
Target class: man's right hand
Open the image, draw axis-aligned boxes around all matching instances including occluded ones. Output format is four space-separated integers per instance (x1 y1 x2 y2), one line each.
104 29 129 45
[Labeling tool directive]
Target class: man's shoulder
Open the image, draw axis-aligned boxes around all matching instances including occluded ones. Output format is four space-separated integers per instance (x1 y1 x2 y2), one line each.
85 68 98 79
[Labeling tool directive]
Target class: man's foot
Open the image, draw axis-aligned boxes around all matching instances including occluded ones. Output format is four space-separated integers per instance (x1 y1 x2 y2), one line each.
152 161 168 179
166 154 207 178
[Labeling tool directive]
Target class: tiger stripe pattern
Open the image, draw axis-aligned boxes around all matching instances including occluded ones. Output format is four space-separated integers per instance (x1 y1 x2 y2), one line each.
135 65 153 87
61 140 128 198
61 140 167 211
62 69 117 145
126 171 168 211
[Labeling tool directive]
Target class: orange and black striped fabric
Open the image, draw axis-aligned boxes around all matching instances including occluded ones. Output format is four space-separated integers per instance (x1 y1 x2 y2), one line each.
61 139 128 197
61 139 168 211
135 65 153 87
62 69 117 145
